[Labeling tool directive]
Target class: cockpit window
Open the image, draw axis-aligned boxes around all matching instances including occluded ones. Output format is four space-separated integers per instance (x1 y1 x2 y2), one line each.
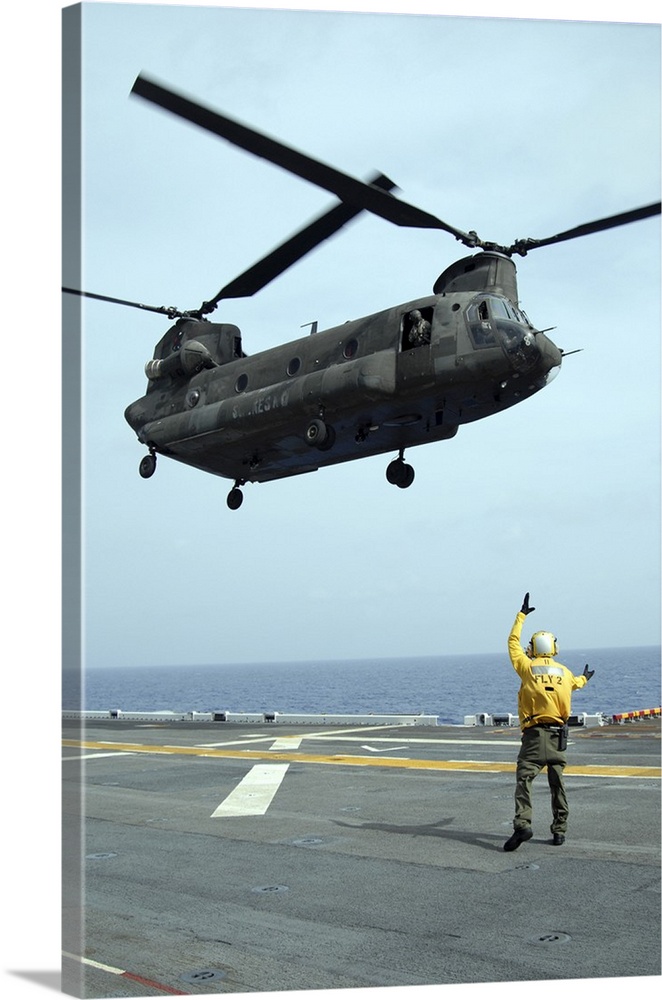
489 297 510 319
467 295 535 346
467 299 498 347
466 295 540 372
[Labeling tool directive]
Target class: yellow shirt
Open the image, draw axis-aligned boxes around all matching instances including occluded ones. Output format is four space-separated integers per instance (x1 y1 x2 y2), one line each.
508 611 587 728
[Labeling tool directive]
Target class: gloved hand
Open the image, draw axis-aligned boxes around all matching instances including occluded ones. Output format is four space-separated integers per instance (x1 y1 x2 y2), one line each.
521 593 535 615
583 664 595 682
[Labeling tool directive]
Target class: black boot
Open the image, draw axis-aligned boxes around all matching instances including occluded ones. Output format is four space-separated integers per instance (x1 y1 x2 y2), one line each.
503 827 533 852
551 833 565 846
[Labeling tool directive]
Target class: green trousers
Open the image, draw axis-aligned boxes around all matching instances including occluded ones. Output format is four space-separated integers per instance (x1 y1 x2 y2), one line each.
513 725 569 835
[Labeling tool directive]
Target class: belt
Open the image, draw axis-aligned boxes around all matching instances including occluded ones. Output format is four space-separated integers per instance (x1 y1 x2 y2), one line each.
532 722 565 730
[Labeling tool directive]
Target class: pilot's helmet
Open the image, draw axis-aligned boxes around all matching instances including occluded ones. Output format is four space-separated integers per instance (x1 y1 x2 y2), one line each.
527 631 558 657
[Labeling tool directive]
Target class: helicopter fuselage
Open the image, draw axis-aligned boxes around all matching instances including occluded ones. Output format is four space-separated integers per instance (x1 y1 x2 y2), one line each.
124 253 562 497
67 74 658 509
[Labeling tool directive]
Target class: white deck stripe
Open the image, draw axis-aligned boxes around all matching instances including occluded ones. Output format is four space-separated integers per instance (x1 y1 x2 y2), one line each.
197 724 400 748
62 950 125 974
211 763 290 817
270 736 303 749
62 752 136 761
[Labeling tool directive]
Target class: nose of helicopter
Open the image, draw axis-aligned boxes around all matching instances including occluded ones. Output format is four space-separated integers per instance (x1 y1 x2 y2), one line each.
539 329 563 365
536 330 563 384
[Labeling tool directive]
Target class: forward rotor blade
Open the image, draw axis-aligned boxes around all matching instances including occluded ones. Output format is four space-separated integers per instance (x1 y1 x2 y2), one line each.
509 201 661 256
201 172 398 312
131 73 478 247
62 287 183 318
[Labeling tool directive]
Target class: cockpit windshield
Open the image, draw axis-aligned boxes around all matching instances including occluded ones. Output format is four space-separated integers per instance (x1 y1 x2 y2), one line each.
466 295 540 373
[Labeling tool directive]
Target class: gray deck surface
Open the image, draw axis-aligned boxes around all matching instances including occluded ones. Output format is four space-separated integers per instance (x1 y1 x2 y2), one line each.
61 719 661 997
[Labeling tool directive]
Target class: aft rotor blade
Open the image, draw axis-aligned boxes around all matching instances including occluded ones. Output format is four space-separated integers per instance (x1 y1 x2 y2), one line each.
201 172 398 311
131 74 478 247
62 287 183 318
509 201 661 256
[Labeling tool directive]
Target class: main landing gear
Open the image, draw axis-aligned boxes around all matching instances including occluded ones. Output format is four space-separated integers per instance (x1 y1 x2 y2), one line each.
386 449 415 489
305 416 336 451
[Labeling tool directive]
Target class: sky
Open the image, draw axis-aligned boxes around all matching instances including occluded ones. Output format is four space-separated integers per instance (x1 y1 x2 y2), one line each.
6 0 662 677
60 2 661 670
2 3 660 997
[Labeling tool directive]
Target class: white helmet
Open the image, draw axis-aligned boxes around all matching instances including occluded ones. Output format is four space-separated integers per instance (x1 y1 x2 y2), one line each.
528 631 558 657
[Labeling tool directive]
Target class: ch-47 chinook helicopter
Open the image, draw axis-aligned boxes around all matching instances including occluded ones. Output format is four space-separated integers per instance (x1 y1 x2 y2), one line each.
64 74 661 510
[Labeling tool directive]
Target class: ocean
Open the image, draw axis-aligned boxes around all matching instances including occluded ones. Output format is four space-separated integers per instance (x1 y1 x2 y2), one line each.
64 646 661 725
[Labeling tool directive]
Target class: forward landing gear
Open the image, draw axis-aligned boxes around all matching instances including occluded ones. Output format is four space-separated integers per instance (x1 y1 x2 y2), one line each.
386 450 415 489
227 481 245 510
139 450 157 479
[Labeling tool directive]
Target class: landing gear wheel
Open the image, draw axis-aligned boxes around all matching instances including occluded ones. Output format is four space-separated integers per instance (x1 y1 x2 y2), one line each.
305 417 335 450
317 423 335 451
227 486 244 510
398 463 415 488
386 459 400 485
139 453 157 479
386 458 415 489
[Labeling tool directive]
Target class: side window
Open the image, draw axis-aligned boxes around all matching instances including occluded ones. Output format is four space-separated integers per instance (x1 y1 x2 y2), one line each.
467 299 497 347
401 307 433 350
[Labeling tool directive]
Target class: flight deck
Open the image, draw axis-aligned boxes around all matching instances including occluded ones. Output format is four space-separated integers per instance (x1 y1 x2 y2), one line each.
62 718 661 997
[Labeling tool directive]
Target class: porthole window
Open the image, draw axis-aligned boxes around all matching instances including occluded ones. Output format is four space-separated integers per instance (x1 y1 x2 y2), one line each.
343 338 359 359
235 373 248 393
287 357 301 376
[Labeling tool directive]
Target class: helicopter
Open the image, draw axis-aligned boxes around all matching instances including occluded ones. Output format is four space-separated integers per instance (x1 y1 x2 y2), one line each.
64 74 661 510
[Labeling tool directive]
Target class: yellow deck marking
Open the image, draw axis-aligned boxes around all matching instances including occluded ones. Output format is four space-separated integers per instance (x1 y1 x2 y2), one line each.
61 739 661 779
